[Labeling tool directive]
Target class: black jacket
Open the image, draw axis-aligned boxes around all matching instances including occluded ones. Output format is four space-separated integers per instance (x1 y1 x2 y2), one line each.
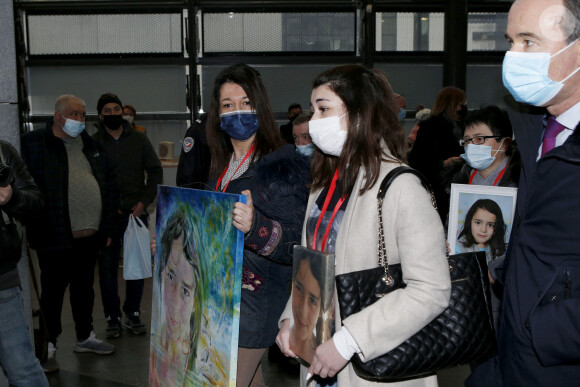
408 114 464 221
0 141 43 284
279 121 294 144
176 118 211 189
209 144 311 348
21 121 119 251
92 121 162 212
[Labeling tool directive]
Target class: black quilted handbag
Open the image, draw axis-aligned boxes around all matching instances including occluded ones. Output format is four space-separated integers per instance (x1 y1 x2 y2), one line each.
335 166 497 381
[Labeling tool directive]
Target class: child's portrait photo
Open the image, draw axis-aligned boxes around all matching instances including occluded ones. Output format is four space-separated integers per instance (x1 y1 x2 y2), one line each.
448 184 518 261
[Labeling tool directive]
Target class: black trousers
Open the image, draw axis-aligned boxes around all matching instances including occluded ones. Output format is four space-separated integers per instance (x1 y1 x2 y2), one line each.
98 213 147 320
37 235 99 343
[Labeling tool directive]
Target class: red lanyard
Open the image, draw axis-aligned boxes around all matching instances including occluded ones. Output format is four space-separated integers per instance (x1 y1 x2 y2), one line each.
468 162 508 186
312 169 348 252
215 143 256 192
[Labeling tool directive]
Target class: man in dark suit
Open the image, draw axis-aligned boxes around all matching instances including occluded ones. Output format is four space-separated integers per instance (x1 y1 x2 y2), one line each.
469 0 580 385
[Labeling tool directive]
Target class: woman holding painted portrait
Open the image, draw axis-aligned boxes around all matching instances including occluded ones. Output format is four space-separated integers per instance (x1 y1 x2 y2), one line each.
205 63 310 386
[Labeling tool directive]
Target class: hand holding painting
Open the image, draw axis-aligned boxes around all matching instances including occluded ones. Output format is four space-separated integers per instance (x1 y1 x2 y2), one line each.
232 190 253 233
276 320 297 358
309 339 348 380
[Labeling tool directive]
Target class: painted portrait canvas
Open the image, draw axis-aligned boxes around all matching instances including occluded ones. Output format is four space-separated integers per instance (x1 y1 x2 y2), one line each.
448 184 518 259
289 245 335 366
150 186 245 387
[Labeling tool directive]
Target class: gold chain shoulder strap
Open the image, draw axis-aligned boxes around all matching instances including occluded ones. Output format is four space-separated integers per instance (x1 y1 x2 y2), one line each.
376 165 438 285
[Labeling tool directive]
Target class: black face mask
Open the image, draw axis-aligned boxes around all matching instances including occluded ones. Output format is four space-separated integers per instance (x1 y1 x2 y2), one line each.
457 104 468 121
103 114 124 130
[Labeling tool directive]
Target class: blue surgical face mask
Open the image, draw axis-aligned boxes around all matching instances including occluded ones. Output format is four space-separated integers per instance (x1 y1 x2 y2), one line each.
219 110 258 141
398 108 406 122
296 143 315 157
59 113 85 137
502 40 580 106
460 141 504 170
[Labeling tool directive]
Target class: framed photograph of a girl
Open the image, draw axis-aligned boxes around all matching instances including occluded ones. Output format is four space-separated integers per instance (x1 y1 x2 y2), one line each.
448 184 518 259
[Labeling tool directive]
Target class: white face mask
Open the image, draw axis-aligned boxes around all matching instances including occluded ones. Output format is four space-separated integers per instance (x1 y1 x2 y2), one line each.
308 113 347 157
123 115 134 125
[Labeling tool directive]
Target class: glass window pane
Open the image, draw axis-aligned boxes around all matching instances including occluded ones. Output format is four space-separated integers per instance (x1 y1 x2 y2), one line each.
203 12 355 53
468 12 510 51
27 13 182 55
376 12 444 52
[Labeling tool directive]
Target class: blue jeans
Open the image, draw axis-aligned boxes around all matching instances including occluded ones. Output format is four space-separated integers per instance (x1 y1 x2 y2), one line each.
98 213 147 320
0 286 49 387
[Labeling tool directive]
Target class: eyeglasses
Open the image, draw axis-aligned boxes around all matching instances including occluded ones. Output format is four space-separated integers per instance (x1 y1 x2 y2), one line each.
460 135 501 146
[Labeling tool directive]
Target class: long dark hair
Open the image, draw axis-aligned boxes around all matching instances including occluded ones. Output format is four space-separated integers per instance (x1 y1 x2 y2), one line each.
310 65 406 195
458 199 507 258
206 63 284 177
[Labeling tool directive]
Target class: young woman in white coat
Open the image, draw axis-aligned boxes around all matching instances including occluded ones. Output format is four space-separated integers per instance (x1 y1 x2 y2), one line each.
276 65 451 387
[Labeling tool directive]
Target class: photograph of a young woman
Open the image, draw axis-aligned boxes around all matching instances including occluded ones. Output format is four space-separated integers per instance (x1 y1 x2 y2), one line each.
290 253 334 365
290 254 322 364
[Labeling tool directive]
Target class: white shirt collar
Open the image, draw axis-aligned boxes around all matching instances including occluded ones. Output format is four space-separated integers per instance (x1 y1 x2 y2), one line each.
555 100 580 130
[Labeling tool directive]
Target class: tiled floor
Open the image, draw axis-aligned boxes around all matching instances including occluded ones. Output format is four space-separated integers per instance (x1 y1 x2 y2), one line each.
38 265 470 387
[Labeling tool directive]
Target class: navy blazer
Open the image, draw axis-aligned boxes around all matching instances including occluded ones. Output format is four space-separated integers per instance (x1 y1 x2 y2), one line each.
495 101 580 385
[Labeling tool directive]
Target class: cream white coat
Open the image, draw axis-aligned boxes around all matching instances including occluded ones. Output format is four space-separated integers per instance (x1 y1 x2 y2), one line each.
280 160 451 387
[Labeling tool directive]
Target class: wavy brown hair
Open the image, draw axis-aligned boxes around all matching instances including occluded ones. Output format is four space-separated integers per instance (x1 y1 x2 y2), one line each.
310 65 406 195
206 63 284 177
430 86 466 120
